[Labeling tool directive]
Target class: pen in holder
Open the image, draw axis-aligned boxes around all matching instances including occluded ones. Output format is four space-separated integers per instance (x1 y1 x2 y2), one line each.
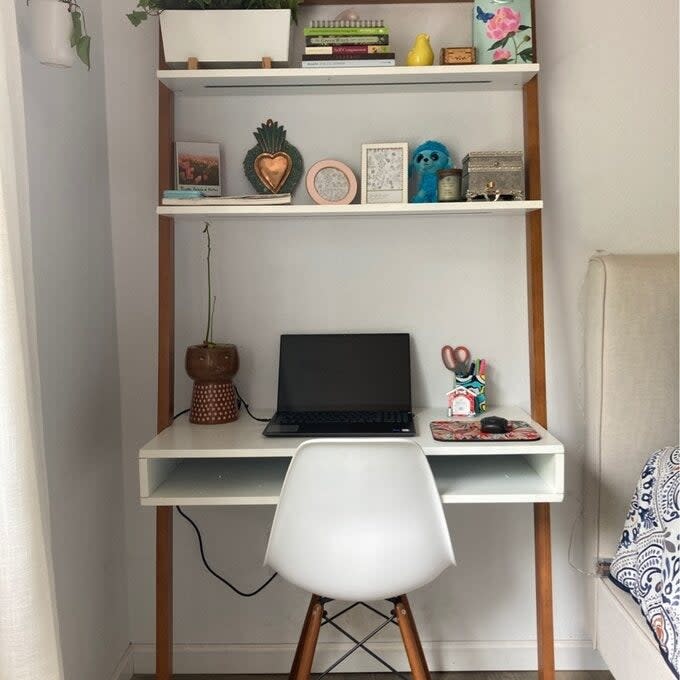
441 345 487 417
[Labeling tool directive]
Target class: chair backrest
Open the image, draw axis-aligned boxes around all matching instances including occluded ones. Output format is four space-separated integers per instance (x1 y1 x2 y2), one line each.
265 438 454 601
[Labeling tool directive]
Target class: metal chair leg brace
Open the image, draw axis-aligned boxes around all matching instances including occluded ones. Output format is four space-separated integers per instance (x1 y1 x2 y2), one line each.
316 600 410 680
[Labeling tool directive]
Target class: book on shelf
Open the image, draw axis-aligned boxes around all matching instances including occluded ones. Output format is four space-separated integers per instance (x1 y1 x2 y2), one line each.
303 26 389 36
302 52 395 62
306 35 390 46
301 58 396 68
305 45 391 55
162 193 292 206
308 19 386 28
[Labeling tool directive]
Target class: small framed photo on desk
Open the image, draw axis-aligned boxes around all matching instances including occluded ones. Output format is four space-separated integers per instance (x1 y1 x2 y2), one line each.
361 142 408 204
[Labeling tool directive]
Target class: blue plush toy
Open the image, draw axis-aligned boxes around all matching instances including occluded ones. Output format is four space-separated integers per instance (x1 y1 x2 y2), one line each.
409 140 453 203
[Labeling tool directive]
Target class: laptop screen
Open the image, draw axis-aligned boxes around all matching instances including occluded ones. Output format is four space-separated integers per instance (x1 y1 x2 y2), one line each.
277 333 412 412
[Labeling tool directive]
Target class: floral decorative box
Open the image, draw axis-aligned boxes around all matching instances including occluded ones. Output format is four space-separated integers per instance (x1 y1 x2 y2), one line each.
472 0 533 65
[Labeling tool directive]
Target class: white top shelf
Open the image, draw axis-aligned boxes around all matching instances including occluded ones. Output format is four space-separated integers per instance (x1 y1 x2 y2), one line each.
157 200 542 219
140 406 564 459
158 64 539 95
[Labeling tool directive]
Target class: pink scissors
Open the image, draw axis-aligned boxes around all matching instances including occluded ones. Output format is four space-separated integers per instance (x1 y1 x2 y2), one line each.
441 345 471 377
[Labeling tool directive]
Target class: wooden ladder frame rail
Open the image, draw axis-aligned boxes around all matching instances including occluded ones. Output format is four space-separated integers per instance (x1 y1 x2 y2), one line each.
153 1 555 676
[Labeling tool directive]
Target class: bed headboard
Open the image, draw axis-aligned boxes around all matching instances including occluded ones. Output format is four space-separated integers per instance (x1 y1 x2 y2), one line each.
584 254 679 562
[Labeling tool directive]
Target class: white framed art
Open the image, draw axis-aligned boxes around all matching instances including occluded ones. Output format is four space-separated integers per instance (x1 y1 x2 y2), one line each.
361 142 408 204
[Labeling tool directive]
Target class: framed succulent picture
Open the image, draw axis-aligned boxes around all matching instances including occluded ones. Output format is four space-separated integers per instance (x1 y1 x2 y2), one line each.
361 143 409 204
175 141 221 196
306 160 358 205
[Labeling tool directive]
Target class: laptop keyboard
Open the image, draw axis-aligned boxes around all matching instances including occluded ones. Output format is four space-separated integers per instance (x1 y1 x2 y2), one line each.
278 411 411 425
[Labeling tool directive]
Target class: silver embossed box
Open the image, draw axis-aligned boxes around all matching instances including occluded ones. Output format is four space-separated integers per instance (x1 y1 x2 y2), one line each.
462 151 525 201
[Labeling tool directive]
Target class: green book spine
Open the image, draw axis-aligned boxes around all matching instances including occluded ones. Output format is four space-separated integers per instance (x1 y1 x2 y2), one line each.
304 45 391 55
305 35 389 46
303 26 389 36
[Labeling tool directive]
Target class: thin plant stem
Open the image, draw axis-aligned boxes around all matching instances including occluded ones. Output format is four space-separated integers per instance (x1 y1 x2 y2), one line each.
203 222 212 345
209 296 216 345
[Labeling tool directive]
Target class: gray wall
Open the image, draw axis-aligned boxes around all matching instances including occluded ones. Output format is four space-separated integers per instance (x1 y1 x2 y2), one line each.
16 1 128 678
102 0 678 673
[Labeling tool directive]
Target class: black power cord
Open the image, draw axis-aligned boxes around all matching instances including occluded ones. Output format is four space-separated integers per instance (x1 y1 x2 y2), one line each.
176 506 278 597
233 383 271 422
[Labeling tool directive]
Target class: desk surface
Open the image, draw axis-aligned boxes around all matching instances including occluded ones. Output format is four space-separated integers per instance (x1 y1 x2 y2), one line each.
139 407 565 506
140 406 564 459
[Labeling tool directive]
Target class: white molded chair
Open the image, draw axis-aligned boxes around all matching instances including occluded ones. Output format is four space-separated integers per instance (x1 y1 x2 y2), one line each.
265 438 455 679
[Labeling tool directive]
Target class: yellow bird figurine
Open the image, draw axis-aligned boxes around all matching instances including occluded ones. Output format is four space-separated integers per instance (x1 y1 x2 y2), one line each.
406 33 434 66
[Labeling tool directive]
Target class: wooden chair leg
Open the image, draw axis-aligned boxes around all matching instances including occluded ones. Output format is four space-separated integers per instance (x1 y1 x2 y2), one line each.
395 595 431 680
289 595 321 679
291 595 323 680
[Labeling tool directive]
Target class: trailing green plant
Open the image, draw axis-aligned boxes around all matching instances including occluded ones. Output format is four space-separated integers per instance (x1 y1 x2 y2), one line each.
127 0 299 27
28 0 91 70
202 222 217 347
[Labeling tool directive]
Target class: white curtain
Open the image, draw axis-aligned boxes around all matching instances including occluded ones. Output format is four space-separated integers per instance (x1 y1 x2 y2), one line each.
0 3 64 680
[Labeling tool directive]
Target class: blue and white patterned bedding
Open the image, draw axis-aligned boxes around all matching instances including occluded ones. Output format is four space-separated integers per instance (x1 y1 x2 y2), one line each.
610 446 680 679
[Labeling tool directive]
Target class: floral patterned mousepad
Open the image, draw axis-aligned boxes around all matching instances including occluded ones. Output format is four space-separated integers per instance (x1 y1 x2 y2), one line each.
430 420 541 442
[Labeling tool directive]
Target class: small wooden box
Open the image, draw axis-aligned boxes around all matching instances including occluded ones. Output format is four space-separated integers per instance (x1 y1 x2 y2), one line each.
440 47 476 65
462 151 525 201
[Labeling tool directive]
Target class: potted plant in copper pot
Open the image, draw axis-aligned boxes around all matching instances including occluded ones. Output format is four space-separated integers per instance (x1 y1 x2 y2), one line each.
185 223 239 425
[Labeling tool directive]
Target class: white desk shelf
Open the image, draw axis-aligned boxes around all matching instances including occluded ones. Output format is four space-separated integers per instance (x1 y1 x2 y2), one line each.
158 200 542 220
158 64 539 95
139 407 565 506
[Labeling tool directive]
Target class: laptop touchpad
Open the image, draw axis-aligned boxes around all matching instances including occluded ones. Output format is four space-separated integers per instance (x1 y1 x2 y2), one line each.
276 424 300 433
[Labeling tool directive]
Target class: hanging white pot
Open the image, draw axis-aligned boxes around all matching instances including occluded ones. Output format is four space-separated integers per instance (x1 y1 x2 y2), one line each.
30 0 75 69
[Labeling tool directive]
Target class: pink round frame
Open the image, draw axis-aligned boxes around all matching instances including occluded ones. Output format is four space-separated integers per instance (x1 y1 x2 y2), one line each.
305 159 358 205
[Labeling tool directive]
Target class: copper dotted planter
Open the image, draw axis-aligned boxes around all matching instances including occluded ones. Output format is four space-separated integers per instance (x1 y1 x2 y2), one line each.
185 344 239 425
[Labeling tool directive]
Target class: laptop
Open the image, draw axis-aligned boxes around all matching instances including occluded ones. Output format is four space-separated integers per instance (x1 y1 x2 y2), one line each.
262 333 415 437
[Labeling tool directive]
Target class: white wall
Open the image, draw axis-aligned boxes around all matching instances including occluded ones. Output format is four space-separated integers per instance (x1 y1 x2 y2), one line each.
15 1 129 679
102 0 678 673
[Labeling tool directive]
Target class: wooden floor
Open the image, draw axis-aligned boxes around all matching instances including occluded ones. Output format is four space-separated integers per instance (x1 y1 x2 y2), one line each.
133 673 613 679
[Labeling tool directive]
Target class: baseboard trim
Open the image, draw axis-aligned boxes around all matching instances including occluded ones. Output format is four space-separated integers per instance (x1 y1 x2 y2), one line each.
111 644 134 680
131 639 607 674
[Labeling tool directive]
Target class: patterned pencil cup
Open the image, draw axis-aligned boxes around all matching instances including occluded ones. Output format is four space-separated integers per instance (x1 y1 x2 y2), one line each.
186 344 240 425
473 0 533 66
447 372 487 416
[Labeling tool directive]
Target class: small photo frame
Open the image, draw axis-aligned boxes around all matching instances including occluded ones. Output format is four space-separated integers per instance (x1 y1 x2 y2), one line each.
175 142 221 196
306 159 358 205
361 142 408 204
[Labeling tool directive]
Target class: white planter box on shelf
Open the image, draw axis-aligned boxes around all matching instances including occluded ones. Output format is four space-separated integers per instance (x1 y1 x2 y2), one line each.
160 9 292 68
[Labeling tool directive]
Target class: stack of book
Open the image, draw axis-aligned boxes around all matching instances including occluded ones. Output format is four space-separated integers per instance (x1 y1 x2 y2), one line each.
302 20 395 68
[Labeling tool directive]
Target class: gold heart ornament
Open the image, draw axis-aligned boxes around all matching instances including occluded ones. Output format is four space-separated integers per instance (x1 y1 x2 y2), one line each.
254 152 292 193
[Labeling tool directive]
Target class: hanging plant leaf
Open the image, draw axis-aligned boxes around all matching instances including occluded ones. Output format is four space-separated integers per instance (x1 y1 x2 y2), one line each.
126 10 149 26
76 35 91 70
70 11 83 48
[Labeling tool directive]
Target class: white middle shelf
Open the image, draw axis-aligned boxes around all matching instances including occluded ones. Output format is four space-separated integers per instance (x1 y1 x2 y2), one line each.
158 200 542 219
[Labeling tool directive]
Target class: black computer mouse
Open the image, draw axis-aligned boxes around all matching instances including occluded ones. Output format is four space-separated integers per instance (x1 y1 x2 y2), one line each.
480 416 509 434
